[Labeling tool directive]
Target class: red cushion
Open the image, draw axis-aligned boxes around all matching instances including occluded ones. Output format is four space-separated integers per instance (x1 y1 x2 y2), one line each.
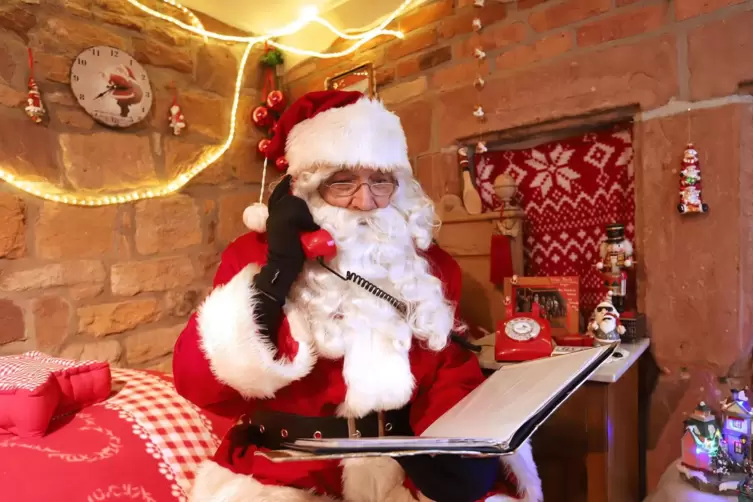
0 352 111 437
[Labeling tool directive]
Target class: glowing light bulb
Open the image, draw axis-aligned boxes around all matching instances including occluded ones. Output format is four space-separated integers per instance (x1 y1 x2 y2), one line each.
300 5 319 20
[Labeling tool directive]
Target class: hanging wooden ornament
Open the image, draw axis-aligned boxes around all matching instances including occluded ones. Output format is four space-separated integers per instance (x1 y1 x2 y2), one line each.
474 0 485 6
474 48 487 60
474 76 486 90
472 18 482 31
473 105 485 121
167 82 186 136
678 142 709 214
476 141 488 154
24 48 45 124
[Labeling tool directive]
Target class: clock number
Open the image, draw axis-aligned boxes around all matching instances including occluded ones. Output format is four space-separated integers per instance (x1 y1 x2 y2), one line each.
145 91 150 98
78 93 85 100
130 58 134 66
90 48 99 56
110 49 119 57
72 74 79 82
141 74 146 81
77 58 87 66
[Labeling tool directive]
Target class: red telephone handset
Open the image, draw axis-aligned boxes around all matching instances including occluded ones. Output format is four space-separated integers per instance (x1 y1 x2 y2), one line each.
300 229 337 262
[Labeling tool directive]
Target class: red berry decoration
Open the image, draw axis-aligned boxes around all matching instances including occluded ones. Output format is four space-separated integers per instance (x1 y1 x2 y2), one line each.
266 90 286 113
252 105 271 127
257 138 271 155
267 119 277 136
275 156 289 171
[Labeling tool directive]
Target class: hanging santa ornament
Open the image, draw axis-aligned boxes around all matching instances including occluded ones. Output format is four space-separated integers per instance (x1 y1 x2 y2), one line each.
24 48 45 124
474 48 487 61
167 82 186 136
457 146 470 169
472 18 482 31
678 143 709 214
473 105 485 121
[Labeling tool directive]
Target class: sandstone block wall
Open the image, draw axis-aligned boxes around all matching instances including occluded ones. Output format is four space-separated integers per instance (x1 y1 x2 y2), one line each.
0 0 267 373
284 0 753 490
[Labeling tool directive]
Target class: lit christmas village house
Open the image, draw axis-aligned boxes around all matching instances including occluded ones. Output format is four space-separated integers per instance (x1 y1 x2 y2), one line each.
679 390 753 496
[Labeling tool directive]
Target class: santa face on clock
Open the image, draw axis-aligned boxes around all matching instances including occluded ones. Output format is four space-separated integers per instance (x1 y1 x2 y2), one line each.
100 65 144 118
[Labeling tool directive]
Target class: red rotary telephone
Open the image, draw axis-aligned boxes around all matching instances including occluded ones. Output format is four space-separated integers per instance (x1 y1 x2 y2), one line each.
495 313 553 362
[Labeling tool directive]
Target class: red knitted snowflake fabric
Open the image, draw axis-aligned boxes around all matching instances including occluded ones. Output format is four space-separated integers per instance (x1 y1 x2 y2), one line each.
474 124 635 317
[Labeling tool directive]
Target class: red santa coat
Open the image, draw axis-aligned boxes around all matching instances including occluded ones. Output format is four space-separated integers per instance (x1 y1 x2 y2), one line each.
173 231 542 502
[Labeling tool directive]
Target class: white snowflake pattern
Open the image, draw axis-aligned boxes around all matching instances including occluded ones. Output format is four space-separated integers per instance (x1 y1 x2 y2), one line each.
584 142 616 170
526 146 580 197
615 145 634 178
474 156 498 207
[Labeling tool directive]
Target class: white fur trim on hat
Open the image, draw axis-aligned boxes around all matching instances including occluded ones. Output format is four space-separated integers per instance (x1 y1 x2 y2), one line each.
285 97 411 177
243 202 268 232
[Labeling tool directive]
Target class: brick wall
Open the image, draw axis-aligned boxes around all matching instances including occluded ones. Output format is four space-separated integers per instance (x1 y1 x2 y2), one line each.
0 0 266 372
286 0 753 490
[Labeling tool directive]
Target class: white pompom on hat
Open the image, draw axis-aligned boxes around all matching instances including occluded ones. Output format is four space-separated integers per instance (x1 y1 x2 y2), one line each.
243 89 412 232
242 202 269 233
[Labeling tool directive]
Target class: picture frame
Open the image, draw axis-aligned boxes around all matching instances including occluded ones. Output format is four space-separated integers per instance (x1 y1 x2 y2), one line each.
503 276 580 336
325 63 376 97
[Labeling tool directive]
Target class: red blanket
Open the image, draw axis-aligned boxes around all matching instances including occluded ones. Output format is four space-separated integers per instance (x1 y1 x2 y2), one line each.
0 369 235 502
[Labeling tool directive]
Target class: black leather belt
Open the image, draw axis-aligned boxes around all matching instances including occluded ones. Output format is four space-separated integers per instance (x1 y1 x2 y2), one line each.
226 406 413 461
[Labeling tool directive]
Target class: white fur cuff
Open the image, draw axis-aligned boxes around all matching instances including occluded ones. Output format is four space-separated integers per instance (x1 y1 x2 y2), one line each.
501 440 544 502
191 461 337 502
196 264 315 399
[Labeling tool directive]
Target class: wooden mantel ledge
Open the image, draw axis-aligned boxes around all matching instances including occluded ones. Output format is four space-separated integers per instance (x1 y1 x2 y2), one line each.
440 212 500 224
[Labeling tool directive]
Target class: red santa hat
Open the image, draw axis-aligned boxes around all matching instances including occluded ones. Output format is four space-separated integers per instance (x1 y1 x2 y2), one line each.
243 90 412 232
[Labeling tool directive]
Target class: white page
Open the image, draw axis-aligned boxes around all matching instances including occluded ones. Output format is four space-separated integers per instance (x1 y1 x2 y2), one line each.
420 346 611 444
291 436 499 449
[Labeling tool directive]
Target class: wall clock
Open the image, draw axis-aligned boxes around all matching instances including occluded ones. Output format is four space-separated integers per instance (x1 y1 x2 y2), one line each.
70 46 153 128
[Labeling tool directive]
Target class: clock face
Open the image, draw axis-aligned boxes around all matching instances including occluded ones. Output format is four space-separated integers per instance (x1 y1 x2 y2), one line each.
70 46 153 128
505 318 541 342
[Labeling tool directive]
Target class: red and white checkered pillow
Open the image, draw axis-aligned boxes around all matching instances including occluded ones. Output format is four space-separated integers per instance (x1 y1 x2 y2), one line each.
0 352 111 437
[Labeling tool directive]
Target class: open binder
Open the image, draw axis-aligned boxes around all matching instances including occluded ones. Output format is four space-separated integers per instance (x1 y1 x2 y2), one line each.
257 344 615 462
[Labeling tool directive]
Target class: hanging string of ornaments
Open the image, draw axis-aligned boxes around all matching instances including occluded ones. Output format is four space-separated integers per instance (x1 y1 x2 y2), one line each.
455 0 487 216
677 142 709 214
472 0 487 157
252 44 289 171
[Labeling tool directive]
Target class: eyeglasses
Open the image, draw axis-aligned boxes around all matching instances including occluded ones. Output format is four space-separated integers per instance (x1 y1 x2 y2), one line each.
323 180 397 198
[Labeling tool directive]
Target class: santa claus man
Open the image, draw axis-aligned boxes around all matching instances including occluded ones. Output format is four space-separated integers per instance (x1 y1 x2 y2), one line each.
588 294 626 346
172 90 542 502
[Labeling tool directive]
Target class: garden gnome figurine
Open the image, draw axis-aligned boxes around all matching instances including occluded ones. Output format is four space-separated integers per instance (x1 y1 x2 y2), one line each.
588 293 625 346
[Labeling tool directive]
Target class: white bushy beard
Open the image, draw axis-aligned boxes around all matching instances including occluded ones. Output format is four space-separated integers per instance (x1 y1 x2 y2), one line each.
284 170 455 417
597 315 617 334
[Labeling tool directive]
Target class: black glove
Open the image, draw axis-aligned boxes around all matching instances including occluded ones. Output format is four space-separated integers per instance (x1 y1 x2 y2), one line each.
252 176 319 341
396 455 499 502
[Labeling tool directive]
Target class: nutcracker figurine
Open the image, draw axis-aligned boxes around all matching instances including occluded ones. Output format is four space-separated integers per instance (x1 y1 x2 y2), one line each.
595 223 633 313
